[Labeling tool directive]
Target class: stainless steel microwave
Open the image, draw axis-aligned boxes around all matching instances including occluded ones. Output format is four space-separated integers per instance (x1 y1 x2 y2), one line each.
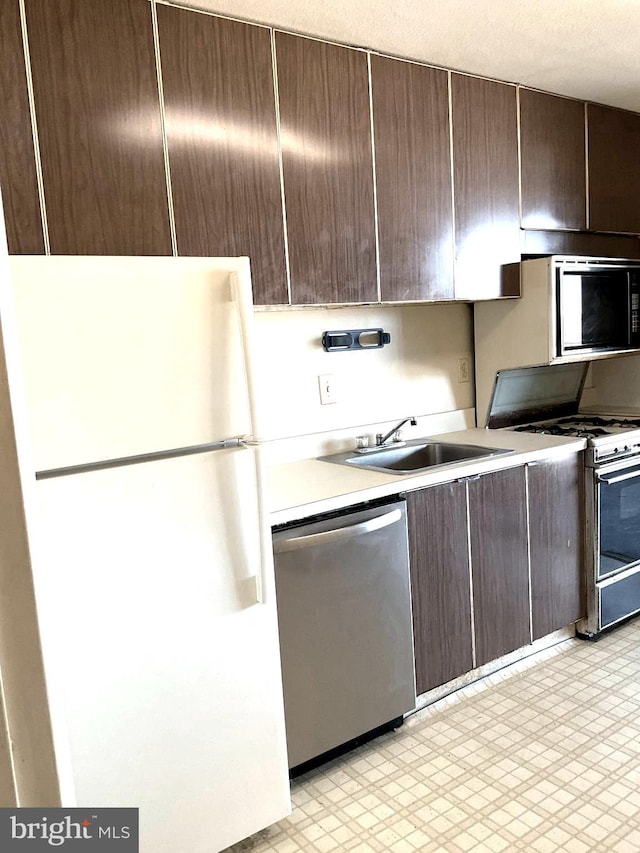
474 256 640 427
556 259 640 356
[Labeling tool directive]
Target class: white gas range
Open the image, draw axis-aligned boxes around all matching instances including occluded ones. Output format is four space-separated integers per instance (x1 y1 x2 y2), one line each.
510 414 640 465
486 364 640 638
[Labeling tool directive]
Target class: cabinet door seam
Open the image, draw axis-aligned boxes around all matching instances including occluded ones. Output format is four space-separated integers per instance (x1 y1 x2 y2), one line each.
465 480 477 669
18 0 50 254
150 0 178 256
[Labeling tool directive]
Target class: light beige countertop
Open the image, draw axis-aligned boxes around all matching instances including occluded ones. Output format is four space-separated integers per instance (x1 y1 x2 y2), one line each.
268 428 586 526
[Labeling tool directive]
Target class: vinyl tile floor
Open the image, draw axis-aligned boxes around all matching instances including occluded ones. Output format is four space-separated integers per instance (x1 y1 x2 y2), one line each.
227 620 640 853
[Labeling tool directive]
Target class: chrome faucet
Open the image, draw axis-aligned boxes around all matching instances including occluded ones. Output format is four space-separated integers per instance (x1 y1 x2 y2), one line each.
376 416 417 447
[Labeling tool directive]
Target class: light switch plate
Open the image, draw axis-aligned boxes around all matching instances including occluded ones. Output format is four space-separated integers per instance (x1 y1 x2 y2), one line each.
318 374 337 405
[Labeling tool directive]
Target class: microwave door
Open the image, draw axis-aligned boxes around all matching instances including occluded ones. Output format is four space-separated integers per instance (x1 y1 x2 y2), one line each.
559 271 631 355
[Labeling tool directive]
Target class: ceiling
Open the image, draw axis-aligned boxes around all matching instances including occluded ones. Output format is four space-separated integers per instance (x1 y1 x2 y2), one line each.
172 0 640 113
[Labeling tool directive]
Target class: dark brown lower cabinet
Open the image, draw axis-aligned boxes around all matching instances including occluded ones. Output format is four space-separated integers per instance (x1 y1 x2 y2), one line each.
468 467 531 666
407 481 473 695
528 455 585 640
407 456 584 697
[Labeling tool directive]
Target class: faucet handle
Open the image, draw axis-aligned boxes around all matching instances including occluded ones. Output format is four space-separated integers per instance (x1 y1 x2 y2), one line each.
355 435 370 450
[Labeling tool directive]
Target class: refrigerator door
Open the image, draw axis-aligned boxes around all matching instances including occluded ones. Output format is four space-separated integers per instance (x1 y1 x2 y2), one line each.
8 256 254 472
32 447 290 853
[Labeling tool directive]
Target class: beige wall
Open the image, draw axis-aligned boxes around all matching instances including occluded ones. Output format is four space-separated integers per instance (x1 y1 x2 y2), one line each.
582 353 640 413
253 302 475 458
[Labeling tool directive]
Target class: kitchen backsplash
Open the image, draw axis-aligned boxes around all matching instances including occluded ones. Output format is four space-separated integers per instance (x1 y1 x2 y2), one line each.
582 354 640 413
252 302 475 461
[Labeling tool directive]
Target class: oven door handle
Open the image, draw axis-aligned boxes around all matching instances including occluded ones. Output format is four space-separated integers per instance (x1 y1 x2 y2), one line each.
597 465 640 485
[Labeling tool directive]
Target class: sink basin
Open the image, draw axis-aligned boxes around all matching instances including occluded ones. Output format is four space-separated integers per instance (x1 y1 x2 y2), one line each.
319 439 512 475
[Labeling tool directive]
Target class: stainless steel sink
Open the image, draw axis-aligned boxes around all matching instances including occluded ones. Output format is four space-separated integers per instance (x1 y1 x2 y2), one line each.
319 439 512 475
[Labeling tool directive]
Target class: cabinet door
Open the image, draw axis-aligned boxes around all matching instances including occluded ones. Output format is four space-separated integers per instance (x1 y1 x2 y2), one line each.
528 455 584 640
468 467 530 666
588 104 640 234
157 7 288 306
451 75 520 299
24 0 171 255
519 89 586 231
370 55 454 301
0 0 44 254
407 482 473 694
275 32 377 304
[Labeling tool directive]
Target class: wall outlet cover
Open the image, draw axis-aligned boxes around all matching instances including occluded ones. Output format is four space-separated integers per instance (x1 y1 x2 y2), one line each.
458 357 471 383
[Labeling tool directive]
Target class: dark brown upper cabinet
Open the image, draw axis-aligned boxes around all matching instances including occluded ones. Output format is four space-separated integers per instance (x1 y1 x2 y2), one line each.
370 55 454 302
157 7 288 306
275 32 377 305
519 89 586 231
24 0 171 255
588 103 640 234
0 0 44 254
451 74 520 300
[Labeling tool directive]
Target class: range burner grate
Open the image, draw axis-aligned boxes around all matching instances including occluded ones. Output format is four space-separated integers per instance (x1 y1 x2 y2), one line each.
512 412 640 439
555 416 640 430
512 424 609 438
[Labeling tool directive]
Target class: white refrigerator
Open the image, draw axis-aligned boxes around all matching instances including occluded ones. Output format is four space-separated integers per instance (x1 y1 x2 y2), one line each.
2 256 291 852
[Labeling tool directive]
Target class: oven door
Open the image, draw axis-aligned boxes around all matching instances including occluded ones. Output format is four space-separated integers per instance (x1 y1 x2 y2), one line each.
595 459 640 630
597 460 640 580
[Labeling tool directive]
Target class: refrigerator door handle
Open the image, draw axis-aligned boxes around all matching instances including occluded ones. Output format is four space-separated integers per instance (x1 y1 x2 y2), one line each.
212 438 245 450
231 269 270 605
35 437 251 480
250 443 270 606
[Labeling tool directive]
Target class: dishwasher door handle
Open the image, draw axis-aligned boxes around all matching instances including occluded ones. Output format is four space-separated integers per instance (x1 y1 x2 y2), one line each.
273 508 403 554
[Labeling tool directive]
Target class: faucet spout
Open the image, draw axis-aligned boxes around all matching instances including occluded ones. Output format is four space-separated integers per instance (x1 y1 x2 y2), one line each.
376 416 417 447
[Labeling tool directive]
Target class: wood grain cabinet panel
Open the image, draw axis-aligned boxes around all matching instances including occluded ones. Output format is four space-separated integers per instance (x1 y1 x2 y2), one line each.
157 7 288 306
370 55 453 301
528 455 584 640
588 103 640 234
0 0 44 254
451 75 520 299
275 33 377 304
24 0 171 255
468 467 530 666
407 482 473 695
523 229 640 259
519 89 586 231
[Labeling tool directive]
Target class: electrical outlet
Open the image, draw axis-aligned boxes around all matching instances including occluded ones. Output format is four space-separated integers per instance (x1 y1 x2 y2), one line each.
318 374 337 405
458 357 472 384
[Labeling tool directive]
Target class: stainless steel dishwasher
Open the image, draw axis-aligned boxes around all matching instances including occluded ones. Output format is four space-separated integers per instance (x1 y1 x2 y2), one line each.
273 498 416 773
